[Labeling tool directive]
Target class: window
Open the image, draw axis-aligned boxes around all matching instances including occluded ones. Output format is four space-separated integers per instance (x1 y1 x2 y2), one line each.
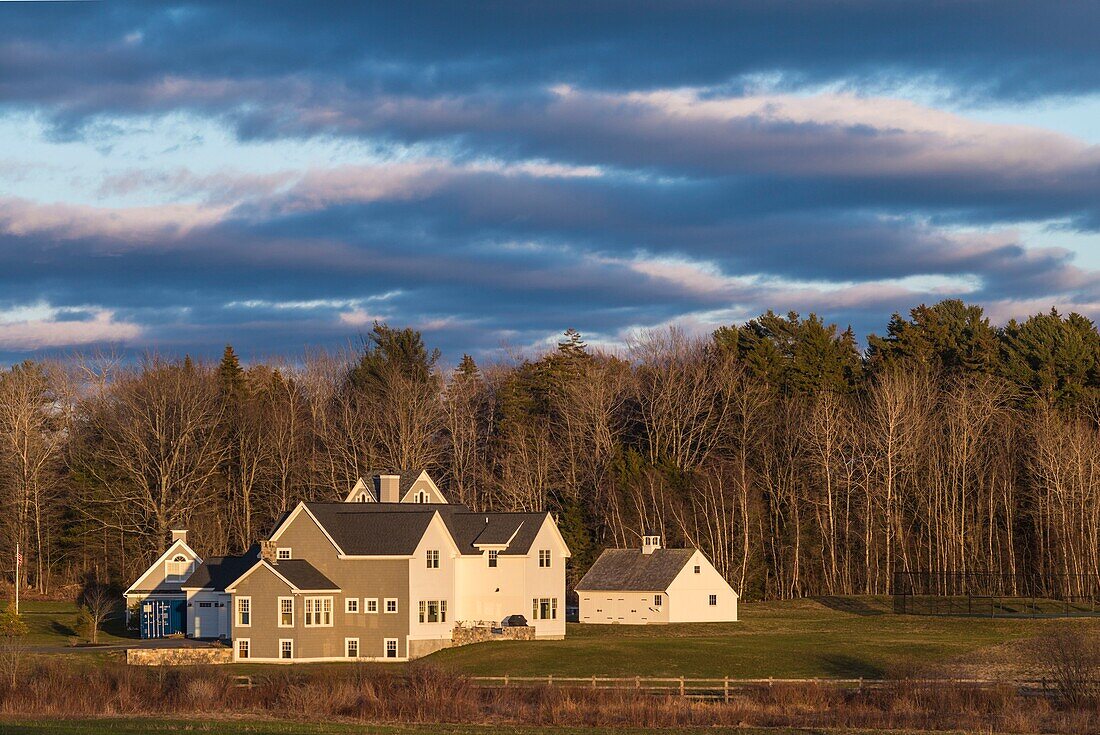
236 639 250 659
488 550 498 568
198 602 212 608
345 598 359 614
414 490 430 503
538 550 551 568
426 550 439 568
279 639 293 660
345 638 359 658
236 597 251 627
278 597 294 627
304 597 333 626
365 598 378 614
694 565 701 574
531 597 557 620
709 594 717 606
166 554 193 582
654 594 663 607
418 600 447 623
276 548 292 560
384 639 398 658
384 598 398 614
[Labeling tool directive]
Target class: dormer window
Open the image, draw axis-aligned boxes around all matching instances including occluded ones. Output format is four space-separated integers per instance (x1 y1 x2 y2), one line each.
276 548 291 560
414 490 430 503
165 554 193 582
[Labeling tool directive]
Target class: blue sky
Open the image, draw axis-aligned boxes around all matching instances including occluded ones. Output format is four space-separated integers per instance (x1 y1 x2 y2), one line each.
2 1 1100 362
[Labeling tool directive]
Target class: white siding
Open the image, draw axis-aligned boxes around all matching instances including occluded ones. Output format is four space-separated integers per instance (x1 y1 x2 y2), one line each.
666 550 738 623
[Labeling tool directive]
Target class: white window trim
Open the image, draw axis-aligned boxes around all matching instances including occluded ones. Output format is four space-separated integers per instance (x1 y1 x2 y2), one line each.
276 547 292 560
488 550 498 568
345 597 359 614
384 638 398 658
278 596 294 628
236 596 251 628
384 598 398 614
165 554 193 582
345 637 360 658
539 549 551 568
279 638 294 660
426 549 440 568
236 638 250 660
304 596 334 627
709 594 718 606
365 597 378 614
654 594 663 607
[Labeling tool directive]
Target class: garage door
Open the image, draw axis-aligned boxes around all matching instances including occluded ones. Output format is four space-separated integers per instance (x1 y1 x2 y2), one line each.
193 601 221 638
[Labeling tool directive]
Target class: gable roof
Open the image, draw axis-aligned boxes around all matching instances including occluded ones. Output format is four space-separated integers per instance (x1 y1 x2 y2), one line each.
304 504 438 555
124 538 203 595
269 559 341 591
181 545 261 591
224 558 340 593
575 548 697 591
290 501 555 557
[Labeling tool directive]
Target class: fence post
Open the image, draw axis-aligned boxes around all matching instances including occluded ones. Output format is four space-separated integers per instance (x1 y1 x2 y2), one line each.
635 676 640 690
723 676 729 703
548 674 553 687
591 675 596 689
679 676 685 696
504 674 509 687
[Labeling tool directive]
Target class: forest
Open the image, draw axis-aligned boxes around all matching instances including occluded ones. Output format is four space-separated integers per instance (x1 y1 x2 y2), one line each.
3 298 1100 602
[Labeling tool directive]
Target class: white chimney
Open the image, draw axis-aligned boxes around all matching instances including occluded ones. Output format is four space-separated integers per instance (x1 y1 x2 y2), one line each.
642 534 661 555
171 529 188 546
380 474 400 503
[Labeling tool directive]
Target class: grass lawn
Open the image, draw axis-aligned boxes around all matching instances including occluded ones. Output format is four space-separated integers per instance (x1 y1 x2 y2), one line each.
424 596 1100 679
6 595 1098 680
0 600 130 647
0 719 969 735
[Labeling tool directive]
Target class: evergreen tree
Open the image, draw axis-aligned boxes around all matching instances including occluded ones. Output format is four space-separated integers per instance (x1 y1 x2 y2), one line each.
217 344 246 399
347 322 440 394
867 299 997 375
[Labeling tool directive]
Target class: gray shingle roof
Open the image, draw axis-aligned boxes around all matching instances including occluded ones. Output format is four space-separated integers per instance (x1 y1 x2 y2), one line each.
299 502 550 556
575 548 697 591
269 559 340 591
182 545 260 591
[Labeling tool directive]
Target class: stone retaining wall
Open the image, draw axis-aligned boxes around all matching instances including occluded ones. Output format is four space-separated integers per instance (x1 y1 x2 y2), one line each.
451 625 535 646
127 647 234 666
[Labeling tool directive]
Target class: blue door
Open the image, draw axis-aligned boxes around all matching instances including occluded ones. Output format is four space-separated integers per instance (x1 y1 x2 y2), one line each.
140 598 185 638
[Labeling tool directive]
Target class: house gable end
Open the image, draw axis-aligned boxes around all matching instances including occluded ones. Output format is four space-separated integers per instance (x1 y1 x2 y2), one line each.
125 539 202 595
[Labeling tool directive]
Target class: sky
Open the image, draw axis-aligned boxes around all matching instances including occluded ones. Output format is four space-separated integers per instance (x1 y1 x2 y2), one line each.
1 1 1100 363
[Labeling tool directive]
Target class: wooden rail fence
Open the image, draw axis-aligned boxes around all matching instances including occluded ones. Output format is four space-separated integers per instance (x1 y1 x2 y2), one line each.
468 675 1055 700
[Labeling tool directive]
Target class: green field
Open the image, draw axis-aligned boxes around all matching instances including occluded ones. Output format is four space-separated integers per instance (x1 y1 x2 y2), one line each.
7 596 1097 679
3 600 129 647
424 596 1094 679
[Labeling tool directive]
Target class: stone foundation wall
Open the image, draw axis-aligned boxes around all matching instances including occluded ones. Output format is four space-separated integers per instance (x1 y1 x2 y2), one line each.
127 647 234 666
451 625 535 646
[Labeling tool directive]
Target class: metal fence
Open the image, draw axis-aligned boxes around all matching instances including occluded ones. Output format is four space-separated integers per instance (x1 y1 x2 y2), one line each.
893 570 1100 616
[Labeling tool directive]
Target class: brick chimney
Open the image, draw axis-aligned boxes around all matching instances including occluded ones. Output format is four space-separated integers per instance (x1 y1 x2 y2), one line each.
171 529 188 545
260 540 278 563
379 474 400 503
642 534 662 555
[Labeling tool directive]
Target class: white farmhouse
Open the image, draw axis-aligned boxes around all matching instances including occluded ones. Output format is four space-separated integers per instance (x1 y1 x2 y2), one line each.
575 535 738 624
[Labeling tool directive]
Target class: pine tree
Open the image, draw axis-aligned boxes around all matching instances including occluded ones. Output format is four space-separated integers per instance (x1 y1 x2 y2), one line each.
217 344 246 399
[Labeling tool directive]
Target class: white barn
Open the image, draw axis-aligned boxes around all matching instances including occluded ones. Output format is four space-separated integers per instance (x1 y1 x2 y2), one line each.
575 535 738 624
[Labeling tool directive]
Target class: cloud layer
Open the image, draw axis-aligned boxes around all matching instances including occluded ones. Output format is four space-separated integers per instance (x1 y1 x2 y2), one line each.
1 1 1099 360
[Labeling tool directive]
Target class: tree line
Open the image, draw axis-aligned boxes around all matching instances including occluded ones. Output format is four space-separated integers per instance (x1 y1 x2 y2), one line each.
3 298 1100 601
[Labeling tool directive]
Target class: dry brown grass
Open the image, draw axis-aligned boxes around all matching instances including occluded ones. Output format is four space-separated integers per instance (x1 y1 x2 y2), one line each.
1 658 1099 733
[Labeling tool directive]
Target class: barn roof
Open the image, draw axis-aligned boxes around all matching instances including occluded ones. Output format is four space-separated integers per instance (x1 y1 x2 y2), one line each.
575 548 697 591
